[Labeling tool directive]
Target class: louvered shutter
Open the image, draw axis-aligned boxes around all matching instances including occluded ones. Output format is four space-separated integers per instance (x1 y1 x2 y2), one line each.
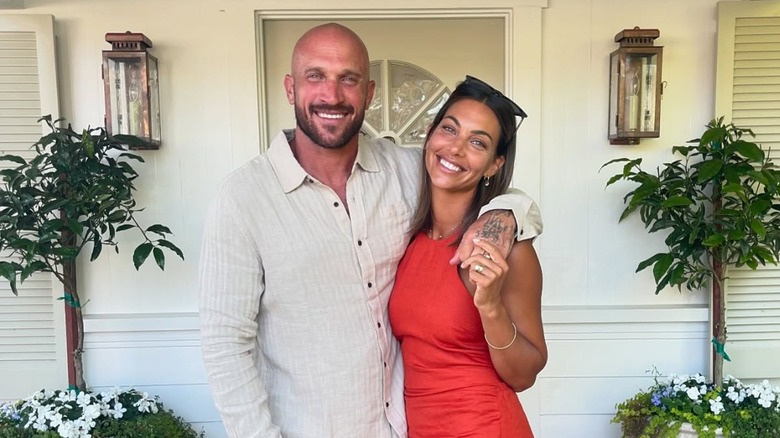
0 14 66 400
717 2 780 382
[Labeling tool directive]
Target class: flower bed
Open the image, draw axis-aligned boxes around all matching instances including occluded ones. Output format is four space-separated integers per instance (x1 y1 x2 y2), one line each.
613 373 780 438
0 388 203 438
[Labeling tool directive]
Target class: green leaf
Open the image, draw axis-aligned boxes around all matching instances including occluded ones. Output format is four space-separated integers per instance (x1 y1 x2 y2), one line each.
90 237 103 262
672 145 695 156
653 254 674 284
732 140 764 162
0 262 19 295
747 170 771 187
700 127 726 147
52 246 80 260
703 234 725 247
637 253 667 273
146 224 173 236
753 246 776 265
722 182 744 194
750 219 767 240
133 242 154 270
599 157 631 172
21 261 46 282
119 152 145 162
153 247 165 270
605 173 625 187
668 263 686 287
696 159 723 183
728 230 746 241
81 130 95 157
158 239 185 260
0 154 28 165
107 210 127 223
113 134 153 149
661 196 694 208
116 224 135 232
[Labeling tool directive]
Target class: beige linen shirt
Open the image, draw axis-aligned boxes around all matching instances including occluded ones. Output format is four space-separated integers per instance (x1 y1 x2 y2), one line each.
200 131 418 438
199 130 543 438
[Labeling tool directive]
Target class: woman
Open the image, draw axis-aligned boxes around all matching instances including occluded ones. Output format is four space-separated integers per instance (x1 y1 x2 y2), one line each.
389 76 547 437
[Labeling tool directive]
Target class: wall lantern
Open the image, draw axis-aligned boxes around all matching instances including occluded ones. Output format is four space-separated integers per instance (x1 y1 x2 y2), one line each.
102 32 161 149
608 27 663 145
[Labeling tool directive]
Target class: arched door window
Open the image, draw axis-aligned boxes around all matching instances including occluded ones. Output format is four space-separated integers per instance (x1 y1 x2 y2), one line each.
361 60 451 145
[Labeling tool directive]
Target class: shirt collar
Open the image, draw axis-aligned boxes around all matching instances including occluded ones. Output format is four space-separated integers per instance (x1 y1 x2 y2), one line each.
268 130 381 194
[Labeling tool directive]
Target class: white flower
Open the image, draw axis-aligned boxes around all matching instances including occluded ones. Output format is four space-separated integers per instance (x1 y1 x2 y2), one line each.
47 411 64 428
133 392 160 414
31 414 48 431
686 386 702 401
82 403 102 421
76 391 92 407
55 390 77 403
111 401 127 419
709 396 724 415
726 385 743 403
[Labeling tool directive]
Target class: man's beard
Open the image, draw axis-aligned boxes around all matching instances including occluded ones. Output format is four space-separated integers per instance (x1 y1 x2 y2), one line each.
295 103 365 149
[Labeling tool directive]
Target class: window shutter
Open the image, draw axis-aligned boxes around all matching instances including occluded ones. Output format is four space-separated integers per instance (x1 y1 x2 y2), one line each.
0 14 65 401
717 2 780 382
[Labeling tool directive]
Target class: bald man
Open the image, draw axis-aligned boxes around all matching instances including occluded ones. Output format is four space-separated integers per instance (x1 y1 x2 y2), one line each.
199 23 527 438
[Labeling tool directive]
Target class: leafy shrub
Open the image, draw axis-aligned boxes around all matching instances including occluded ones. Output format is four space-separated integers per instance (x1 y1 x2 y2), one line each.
0 388 203 438
613 373 780 438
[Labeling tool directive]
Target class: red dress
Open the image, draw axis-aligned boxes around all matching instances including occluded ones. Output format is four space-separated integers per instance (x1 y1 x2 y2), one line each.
389 232 534 438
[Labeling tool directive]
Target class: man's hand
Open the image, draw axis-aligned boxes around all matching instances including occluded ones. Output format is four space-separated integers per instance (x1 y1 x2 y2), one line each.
451 210 516 266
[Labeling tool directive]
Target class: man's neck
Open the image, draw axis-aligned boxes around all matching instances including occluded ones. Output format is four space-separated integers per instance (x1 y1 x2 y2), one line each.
290 129 358 208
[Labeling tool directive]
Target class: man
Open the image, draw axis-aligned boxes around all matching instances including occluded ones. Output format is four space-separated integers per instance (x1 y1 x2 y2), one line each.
199 23 536 438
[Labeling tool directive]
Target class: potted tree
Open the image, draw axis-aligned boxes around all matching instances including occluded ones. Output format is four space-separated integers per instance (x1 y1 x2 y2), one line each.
602 117 780 436
0 116 184 392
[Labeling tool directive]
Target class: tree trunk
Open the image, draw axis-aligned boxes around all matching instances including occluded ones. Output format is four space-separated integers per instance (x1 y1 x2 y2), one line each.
712 256 725 386
63 257 85 391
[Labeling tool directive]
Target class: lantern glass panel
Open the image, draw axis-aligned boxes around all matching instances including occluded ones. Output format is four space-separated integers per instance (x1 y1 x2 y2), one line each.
608 53 620 137
106 56 146 137
148 56 161 143
622 52 658 134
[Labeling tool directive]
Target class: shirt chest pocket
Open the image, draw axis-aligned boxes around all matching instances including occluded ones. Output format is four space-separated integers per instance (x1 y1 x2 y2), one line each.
368 201 412 271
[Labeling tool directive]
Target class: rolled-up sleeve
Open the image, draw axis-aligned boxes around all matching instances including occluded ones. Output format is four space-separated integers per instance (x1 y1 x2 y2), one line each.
479 188 543 242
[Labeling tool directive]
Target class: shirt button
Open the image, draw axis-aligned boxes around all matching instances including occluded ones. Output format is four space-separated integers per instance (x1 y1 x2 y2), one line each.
358 240 362 246
384 362 387 368
520 229 524 235
333 201 339 207
308 178 314 183
367 282 372 288
377 322 382 328
386 402 390 407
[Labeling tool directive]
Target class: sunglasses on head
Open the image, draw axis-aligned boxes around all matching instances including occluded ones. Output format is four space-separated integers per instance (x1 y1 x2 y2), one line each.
463 75 528 130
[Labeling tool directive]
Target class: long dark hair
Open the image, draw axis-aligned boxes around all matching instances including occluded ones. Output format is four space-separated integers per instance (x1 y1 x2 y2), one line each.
409 76 523 244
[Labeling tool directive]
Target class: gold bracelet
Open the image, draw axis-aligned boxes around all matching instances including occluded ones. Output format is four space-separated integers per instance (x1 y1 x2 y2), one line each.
485 323 517 350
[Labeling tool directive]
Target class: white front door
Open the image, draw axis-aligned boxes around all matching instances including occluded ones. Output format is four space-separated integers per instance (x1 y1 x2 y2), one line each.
259 16 542 435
